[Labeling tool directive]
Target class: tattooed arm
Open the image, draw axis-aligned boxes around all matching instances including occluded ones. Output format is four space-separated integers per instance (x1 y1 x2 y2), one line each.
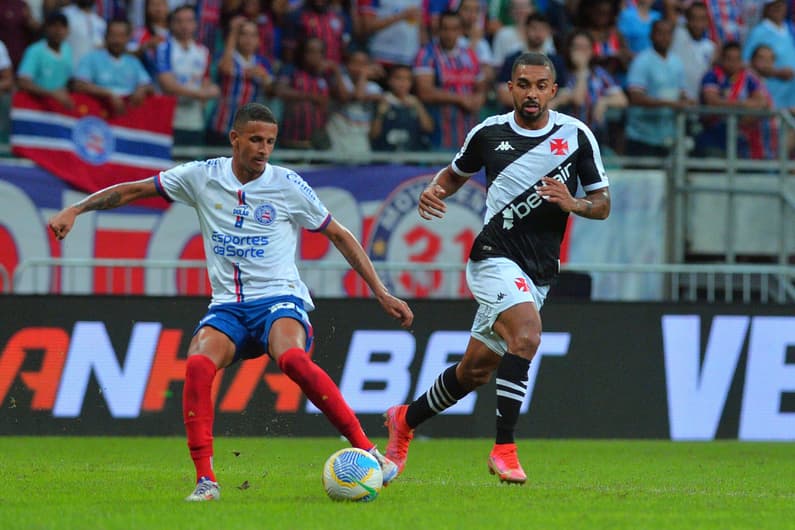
48 178 160 240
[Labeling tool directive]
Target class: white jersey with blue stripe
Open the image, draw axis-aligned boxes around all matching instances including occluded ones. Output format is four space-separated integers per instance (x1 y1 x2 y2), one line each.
155 157 331 309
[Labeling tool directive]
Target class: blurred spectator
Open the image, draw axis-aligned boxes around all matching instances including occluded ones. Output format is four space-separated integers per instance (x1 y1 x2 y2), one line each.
491 0 537 68
658 0 687 24
546 0 580 48
699 41 774 159
208 17 273 144
327 48 384 156
486 0 513 36
702 0 744 44
275 37 343 149
130 0 170 76
579 0 631 81
556 29 628 147
155 5 220 145
224 0 281 65
370 64 434 150
457 0 497 83
618 0 661 54
496 13 566 109
94 0 128 21
670 1 717 101
17 11 74 109
414 10 485 150
73 18 154 115
750 43 793 110
0 41 12 93
284 0 350 65
358 0 424 66
626 19 691 156
0 0 40 71
0 41 13 142
62 0 108 68
743 0 795 112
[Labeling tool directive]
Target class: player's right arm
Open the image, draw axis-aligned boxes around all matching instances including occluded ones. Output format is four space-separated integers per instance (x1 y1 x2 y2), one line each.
418 165 469 220
48 178 159 240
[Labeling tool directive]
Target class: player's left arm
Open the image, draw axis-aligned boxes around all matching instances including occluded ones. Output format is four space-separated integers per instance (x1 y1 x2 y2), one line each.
322 219 414 328
538 125 611 219
537 179 611 220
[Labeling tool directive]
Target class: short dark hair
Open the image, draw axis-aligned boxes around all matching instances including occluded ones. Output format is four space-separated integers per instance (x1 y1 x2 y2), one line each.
685 1 707 17
511 52 556 82
45 11 68 27
439 9 461 25
168 4 196 25
106 18 132 36
232 103 277 131
524 12 548 26
721 40 742 55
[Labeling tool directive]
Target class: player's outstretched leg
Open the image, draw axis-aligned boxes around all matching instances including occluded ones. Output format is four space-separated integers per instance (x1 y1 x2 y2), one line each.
276 347 399 484
385 363 468 475
183 354 221 500
489 352 531 484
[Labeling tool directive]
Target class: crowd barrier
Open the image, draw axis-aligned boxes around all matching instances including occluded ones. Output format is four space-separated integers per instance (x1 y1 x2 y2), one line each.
1 296 793 440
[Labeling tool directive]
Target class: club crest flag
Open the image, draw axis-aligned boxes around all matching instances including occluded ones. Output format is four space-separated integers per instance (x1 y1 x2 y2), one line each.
10 92 176 208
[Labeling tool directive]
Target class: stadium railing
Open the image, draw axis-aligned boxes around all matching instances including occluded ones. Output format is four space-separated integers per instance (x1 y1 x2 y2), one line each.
11 257 795 303
668 106 795 268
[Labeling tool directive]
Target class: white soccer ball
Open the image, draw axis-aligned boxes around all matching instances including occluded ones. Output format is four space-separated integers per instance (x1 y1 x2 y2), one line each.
322 447 383 502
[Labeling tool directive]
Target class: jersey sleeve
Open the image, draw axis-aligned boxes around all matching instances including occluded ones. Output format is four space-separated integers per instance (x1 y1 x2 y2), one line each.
576 126 609 192
155 161 205 206
451 124 485 176
282 170 332 231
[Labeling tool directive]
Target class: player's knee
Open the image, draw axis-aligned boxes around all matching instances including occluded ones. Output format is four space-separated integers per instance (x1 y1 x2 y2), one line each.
276 347 310 375
509 331 541 360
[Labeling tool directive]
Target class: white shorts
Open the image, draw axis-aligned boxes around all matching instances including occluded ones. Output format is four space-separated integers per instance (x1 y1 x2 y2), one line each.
466 257 549 356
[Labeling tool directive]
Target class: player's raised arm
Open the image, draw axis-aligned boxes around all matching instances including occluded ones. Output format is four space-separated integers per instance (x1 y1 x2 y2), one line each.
48 177 161 240
321 218 414 329
418 165 470 220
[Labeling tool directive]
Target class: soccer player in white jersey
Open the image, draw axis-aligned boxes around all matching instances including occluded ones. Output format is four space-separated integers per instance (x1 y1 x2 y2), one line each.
48 102 413 501
384 52 611 484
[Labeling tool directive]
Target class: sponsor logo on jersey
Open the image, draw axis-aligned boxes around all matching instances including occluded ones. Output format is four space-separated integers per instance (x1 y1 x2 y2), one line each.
550 138 569 155
232 206 250 217
514 277 529 292
494 141 514 151
211 231 269 258
254 203 276 225
501 162 572 230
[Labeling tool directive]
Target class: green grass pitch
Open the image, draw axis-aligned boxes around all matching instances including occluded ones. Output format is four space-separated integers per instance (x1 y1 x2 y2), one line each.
1 437 794 530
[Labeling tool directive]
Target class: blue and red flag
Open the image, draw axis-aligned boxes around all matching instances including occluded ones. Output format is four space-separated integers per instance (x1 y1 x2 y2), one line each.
10 92 176 209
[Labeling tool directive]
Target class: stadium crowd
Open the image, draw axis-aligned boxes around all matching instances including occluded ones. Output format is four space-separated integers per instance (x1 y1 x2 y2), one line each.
0 0 794 158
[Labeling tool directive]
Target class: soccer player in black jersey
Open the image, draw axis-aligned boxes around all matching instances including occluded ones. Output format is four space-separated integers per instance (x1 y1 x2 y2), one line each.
384 52 611 483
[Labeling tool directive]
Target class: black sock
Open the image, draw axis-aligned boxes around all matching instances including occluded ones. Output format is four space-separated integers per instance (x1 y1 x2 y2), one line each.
405 364 468 428
495 352 530 444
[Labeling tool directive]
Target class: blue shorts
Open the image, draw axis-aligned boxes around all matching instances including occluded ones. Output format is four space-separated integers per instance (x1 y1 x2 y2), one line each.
193 295 314 363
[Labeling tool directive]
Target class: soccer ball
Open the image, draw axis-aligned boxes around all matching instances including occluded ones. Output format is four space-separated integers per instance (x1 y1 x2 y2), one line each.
322 447 383 502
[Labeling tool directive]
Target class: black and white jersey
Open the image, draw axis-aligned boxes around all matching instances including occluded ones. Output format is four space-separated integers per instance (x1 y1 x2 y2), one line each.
451 111 609 286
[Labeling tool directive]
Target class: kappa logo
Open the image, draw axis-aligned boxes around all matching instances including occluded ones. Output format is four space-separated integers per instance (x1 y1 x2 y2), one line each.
494 141 514 151
496 292 506 302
